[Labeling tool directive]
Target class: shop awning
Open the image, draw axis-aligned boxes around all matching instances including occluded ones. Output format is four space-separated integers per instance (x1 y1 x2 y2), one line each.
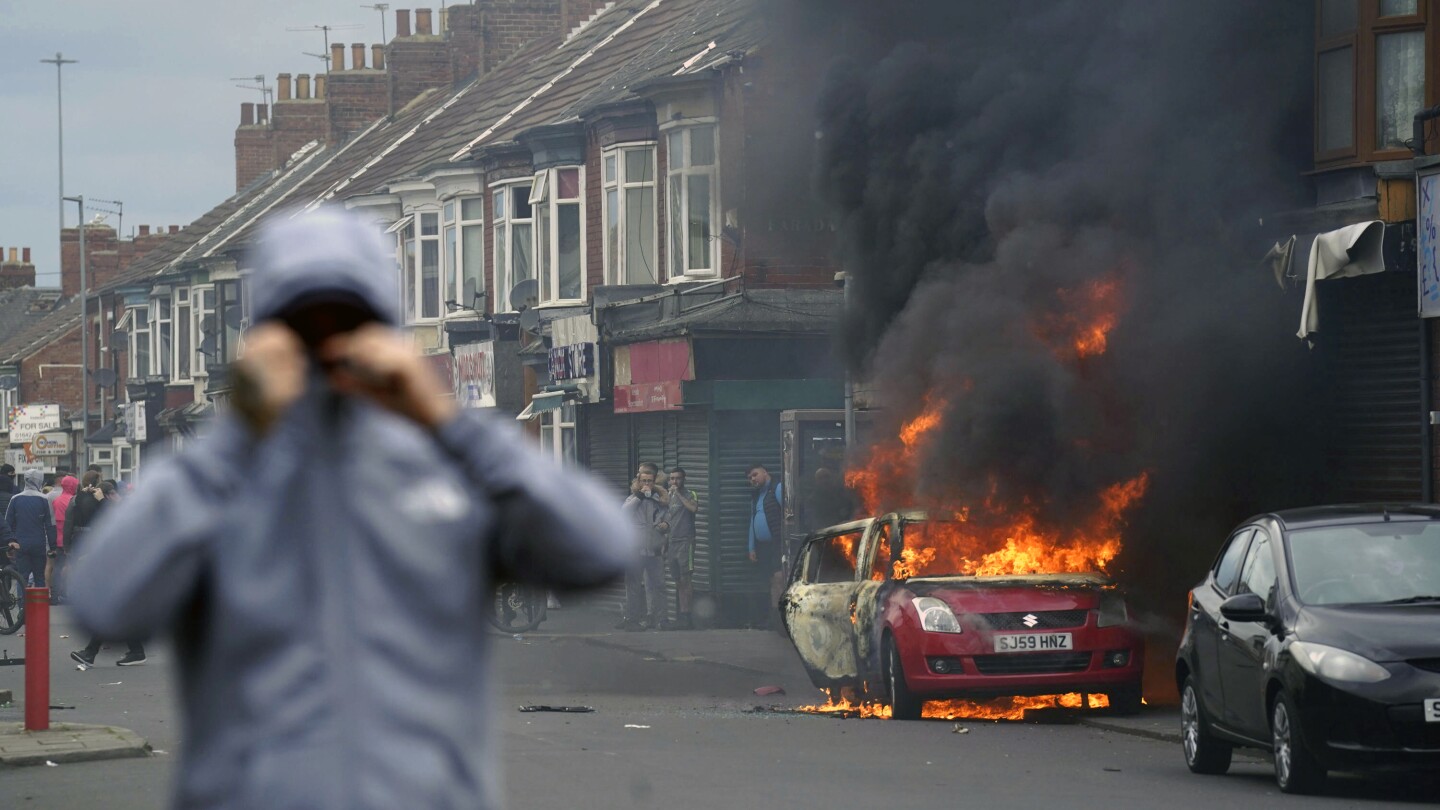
514 391 566 421
1262 221 1385 340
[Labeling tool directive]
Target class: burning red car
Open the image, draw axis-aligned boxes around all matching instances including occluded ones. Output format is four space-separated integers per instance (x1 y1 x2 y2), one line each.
782 511 1145 719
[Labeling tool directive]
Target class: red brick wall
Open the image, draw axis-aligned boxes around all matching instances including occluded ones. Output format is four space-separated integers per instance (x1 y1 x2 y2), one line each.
584 129 604 290
561 0 611 34
61 226 173 296
388 37 452 113
235 122 276 190
448 4 484 82
270 98 328 167
476 0 565 74
327 70 389 143
19 325 82 417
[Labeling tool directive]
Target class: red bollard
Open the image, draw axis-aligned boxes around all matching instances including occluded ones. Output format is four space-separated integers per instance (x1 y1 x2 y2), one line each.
24 588 49 732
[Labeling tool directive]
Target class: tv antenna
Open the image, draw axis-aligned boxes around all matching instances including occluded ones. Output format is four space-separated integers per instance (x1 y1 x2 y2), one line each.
302 52 332 68
230 74 274 113
360 4 390 42
286 23 364 72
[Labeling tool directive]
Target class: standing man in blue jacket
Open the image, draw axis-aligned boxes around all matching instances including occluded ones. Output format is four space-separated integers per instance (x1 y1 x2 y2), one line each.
68 207 636 810
5 468 56 587
746 463 783 629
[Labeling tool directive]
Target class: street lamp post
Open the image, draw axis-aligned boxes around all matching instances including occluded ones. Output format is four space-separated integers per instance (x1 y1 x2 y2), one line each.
63 196 87 451
40 53 77 280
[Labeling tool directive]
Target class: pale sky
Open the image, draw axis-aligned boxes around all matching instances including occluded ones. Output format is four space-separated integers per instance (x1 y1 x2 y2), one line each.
1 0 398 287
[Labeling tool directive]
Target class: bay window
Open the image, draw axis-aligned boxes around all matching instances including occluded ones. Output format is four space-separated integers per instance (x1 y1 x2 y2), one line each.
193 286 216 375
533 166 586 305
443 196 486 311
215 280 243 365
1316 0 1430 163
493 182 534 311
666 124 718 278
397 212 442 322
603 144 658 285
152 295 172 378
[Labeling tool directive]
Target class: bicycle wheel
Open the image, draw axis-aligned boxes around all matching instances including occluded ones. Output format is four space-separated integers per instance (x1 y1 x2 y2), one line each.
488 583 545 633
0 568 25 635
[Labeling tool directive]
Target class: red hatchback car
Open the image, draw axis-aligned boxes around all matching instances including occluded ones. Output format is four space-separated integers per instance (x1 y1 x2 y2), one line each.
781 512 1145 718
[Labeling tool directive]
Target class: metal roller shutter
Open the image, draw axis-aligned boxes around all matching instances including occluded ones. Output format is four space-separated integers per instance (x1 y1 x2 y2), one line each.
712 410 783 625
582 407 633 617
1319 270 1424 502
676 411 711 594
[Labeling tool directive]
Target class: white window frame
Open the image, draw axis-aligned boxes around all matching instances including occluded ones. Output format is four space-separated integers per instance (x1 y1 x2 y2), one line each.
602 143 659 286
538 401 578 466
192 286 216 376
173 286 192 383
151 294 173 379
0 387 16 427
533 165 587 306
115 440 139 484
443 196 487 313
395 211 442 324
664 123 720 280
127 304 151 378
491 180 535 313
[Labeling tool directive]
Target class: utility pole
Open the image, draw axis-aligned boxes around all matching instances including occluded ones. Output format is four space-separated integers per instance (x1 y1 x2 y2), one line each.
40 52 77 284
64 196 88 447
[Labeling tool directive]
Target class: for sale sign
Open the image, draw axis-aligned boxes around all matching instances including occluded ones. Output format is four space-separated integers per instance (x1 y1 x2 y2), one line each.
7 404 62 444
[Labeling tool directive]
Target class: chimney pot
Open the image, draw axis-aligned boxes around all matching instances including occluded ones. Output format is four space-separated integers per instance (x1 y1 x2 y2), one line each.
372 44 386 71
139 225 150 237
296 74 311 100
415 8 432 35
396 9 411 38
257 103 268 123
22 248 30 264
331 43 346 71
315 74 327 99
169 226 180 235
277 73 292 101
241 102 255 126
7 248 16 263
352 43 366 70
438 7 449 34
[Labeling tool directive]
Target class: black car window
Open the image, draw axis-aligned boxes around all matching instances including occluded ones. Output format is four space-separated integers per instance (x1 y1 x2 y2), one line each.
802 529 863 584
1237 528 1278 609
1213 528 1254 595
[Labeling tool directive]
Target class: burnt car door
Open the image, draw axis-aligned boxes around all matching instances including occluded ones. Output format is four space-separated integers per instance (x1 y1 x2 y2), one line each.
851 516 899 683
781 521 871 687
1217 525 1280 739
1190 527 1253 725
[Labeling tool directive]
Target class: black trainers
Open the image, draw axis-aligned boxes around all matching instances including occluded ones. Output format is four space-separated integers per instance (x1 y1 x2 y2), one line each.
116 652 147 666
70 649 96 667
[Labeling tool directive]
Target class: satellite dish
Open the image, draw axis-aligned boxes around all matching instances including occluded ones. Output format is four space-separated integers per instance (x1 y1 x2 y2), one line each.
519 307 541 334
508 279 538 312
199 335 219 358
0 375 18 391
200 314 217 335
109 330 129 352
92 369 118 387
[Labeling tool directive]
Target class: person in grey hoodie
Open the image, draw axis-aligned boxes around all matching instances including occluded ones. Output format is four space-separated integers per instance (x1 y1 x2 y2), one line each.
68 206 636 810
4 468 56 587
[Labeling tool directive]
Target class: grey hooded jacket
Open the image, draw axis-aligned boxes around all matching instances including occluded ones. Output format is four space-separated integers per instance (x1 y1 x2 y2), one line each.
69 208 636 810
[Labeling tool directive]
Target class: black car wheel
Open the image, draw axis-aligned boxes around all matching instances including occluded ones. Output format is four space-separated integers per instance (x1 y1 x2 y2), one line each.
1272 691 1326 794
884 637 923 721
1180 677 1232 775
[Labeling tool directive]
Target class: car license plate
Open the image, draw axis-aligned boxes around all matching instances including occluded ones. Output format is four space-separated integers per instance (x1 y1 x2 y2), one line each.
994 633 1073 653
1425 699 1440 723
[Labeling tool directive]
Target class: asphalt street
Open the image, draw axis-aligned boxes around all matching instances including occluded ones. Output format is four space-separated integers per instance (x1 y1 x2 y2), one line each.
1 606 1436 809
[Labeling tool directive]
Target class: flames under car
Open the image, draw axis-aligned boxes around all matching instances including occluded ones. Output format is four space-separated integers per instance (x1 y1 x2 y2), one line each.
781 512 1145 719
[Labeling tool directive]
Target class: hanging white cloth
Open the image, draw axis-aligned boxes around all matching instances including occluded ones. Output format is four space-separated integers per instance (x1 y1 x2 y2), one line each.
1296 220 1386 339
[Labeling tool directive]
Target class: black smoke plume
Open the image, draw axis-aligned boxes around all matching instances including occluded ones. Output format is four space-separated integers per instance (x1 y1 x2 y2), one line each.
789 2 1326 614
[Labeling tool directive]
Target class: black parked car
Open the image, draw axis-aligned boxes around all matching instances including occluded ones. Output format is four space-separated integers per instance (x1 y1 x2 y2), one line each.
1176 506 1440 794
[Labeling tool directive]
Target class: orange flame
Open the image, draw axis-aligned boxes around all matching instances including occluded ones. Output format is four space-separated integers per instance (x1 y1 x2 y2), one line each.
797 691 1111 721
1036 275 1125 361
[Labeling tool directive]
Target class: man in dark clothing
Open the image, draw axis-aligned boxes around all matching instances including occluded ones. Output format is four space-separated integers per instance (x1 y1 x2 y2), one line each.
67 471 146 666
662 468 699 630
619 462 669 630
5 468 56 587
746 464 784 629
0 464 15 546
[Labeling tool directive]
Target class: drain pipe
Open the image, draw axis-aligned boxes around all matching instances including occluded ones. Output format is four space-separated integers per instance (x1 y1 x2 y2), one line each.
1412 106 1440 156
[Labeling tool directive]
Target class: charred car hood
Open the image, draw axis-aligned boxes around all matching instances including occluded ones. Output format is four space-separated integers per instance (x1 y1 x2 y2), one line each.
903 573 1113 613
1296 605 1440 662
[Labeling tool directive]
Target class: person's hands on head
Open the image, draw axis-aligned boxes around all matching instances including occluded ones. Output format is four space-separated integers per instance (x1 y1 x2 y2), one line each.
231 322 308 436
319 323 458 430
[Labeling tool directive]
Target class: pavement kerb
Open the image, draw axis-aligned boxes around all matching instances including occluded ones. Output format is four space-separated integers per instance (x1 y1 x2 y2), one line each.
569 633 776 678
0 722 151 768
1078 713 1182 744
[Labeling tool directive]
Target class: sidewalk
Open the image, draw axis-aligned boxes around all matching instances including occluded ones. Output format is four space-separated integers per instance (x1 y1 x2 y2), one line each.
1080 707 1181 743
0 722 150 767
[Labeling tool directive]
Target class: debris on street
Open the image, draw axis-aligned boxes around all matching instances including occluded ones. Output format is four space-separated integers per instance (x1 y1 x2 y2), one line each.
518 705 594 713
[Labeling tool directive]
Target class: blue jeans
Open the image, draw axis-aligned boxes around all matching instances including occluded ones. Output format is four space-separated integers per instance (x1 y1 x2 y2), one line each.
13 545 47 588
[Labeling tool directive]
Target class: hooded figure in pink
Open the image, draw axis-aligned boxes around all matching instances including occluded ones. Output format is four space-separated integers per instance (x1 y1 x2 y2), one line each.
53 475 78 548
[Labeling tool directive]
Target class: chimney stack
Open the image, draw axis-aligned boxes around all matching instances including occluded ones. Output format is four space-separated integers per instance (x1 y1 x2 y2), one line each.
169 226 180 235
352 43 367 70
396 9 411 38
277 73 293 101
296 74 311 100
372 44 386 70
438 7 449 34
7 248 16 262
415 8 432 35
241 102 255 126
139 225 150 237
257 103 269 123
315 74 327 98
332 43 346 71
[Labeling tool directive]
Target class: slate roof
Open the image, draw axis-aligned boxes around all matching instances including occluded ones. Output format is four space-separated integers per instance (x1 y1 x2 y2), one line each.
0 287 67 350
0 295 80 364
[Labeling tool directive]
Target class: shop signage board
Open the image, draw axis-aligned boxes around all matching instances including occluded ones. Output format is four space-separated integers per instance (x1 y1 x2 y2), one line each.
124 401 147 442
7 404 62 444
614 381 683 413
454 341 497 409
4 448 28 468
32 431 71 456
549 342 595 382
1420 166 1440 318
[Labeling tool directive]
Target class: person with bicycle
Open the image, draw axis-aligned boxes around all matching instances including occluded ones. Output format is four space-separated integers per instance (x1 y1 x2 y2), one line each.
67 207 636 810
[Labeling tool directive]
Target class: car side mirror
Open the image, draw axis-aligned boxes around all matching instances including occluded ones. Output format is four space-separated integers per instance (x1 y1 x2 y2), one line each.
1219 592 1268 623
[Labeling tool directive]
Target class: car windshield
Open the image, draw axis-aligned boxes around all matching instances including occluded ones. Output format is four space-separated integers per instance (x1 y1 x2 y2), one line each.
1288 522 1440 606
